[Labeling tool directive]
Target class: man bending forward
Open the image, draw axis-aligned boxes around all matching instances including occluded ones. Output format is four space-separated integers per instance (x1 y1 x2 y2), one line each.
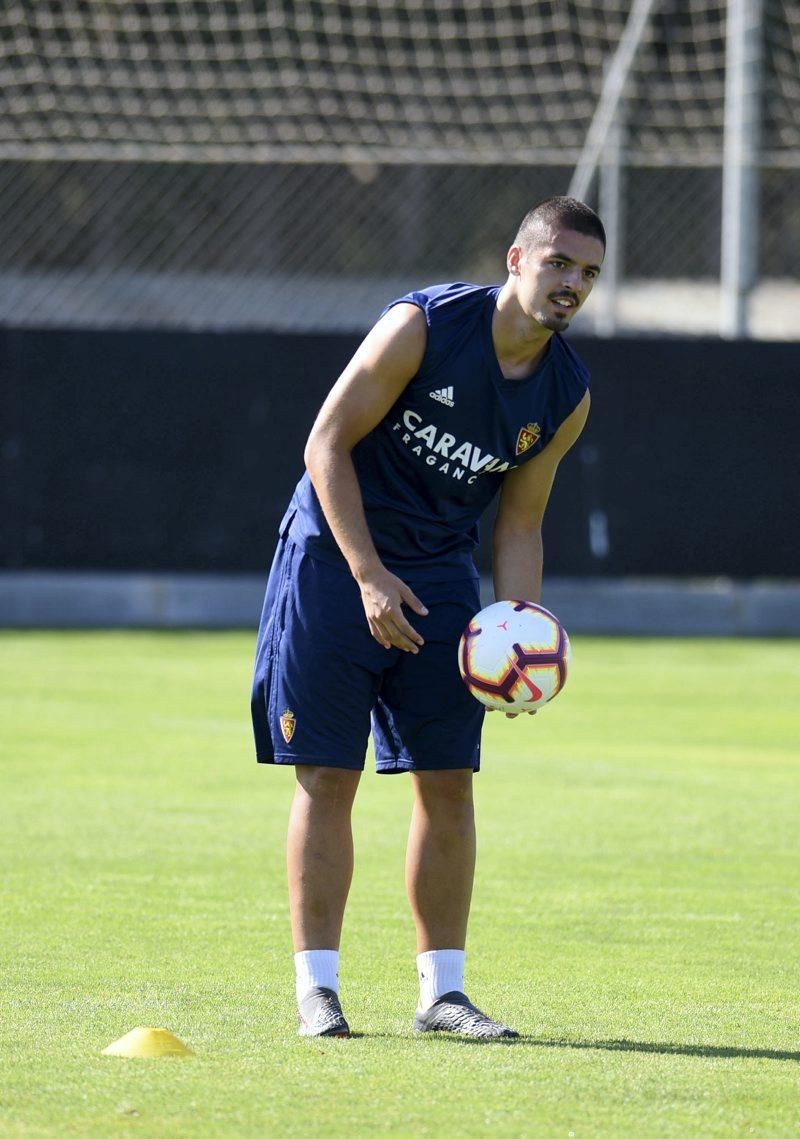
251 196 605 1038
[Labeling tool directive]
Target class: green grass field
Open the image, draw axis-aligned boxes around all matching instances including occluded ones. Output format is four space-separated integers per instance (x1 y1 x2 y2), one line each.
1 631 799 1138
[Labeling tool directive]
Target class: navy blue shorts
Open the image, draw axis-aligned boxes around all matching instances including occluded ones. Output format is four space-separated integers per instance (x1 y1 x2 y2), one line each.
250 538 484 773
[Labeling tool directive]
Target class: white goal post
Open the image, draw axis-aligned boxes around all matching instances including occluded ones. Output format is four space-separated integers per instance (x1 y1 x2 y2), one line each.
567 0 769 338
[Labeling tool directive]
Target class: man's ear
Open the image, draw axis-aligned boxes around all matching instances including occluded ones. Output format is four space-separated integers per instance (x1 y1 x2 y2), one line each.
506 244 523 276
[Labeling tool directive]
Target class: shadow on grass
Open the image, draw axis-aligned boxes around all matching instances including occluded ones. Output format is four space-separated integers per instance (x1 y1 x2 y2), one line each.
419 1035 800 1061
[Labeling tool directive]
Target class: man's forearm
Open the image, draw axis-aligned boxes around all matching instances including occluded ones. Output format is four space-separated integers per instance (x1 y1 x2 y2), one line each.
305 439 427 653
305 443 384 581
492 527 543 603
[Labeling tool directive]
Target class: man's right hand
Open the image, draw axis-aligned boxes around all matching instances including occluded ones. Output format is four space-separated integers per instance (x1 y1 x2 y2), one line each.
356 567 428 652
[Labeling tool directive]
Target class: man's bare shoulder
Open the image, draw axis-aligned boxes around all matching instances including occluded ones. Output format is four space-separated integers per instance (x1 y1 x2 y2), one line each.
352 302 427 376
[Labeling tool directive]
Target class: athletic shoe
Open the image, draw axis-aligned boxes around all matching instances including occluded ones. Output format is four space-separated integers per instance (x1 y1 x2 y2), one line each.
297 986 351 1037
413 990 518 1039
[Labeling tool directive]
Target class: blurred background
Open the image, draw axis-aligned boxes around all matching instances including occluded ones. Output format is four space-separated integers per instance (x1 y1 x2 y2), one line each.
1 0 798 632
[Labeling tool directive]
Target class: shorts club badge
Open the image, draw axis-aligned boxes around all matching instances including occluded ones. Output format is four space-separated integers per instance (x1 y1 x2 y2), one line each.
279 709 296 744
516 422 541 455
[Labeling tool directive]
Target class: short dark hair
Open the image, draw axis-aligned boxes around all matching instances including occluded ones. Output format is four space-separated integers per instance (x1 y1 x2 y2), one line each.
515 196 606 251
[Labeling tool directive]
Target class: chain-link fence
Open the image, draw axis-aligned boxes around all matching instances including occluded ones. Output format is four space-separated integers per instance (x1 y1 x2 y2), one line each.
1 0 798 335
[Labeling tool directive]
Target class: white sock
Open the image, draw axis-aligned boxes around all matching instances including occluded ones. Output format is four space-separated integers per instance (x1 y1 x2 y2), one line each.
416 949 466 1011
294 949 339 1005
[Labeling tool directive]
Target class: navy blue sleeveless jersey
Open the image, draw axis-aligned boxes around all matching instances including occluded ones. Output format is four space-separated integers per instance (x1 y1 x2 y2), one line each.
283 282 590 581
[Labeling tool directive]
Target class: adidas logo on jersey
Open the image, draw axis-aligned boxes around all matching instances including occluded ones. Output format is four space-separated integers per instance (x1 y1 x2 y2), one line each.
429 386 455 407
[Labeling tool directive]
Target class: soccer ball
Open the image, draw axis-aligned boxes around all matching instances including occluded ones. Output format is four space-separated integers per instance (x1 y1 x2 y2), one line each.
458 600 571 712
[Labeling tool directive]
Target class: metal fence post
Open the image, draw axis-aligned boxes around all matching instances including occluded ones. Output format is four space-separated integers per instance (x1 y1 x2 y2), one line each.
596 101 626 336
720 0 764 338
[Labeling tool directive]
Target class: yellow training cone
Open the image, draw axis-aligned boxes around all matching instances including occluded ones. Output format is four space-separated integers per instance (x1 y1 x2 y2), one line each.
102 1027 194 1058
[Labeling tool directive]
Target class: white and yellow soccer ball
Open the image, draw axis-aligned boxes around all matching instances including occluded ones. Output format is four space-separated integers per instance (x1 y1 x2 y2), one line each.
458 600 571 712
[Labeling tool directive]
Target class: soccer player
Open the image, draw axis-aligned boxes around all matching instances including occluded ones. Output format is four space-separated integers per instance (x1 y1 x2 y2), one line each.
251 196 605 1039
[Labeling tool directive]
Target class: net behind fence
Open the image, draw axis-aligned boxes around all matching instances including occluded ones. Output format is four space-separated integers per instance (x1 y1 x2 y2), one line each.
1 0 798 334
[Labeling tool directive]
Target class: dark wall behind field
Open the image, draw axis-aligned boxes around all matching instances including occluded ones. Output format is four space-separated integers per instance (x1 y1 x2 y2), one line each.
1 329 799 577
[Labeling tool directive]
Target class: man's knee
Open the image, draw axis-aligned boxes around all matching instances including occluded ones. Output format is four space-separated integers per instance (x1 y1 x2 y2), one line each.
295 764 361 803
412 769 474 809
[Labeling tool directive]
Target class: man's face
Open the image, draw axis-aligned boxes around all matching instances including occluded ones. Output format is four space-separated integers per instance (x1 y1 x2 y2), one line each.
511 226 604 332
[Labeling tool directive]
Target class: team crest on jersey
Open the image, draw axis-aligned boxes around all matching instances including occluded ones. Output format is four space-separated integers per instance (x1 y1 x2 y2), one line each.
279 709 296 744
516 422 541 455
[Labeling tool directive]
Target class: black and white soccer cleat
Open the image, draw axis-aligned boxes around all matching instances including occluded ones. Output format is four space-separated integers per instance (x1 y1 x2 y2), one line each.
413 990 518 1039
297 986 351 1037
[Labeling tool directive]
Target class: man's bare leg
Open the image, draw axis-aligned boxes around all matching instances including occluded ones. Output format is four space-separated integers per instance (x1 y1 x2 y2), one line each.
288 765 361 1036
405 769 516 1037
406 769 476 952
287 764 362 951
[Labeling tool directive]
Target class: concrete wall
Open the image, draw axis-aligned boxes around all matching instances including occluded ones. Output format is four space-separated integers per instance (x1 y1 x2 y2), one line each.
2 572 799 636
